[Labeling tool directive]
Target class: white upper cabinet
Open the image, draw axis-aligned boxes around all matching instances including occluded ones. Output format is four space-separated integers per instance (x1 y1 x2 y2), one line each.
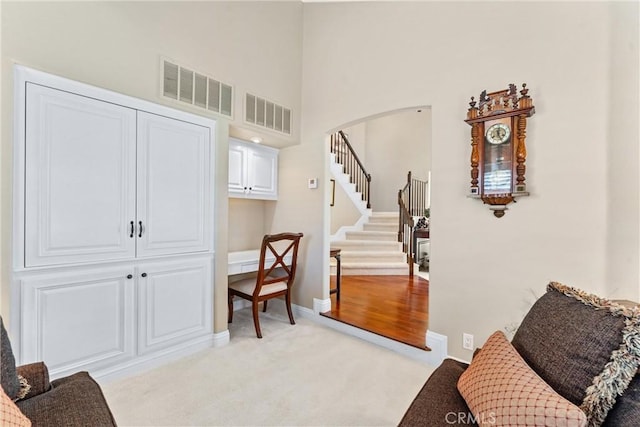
22 83 213 268
136 112 211 257
25 84 137 267
228 138 278 200
228 141 248 195
247 148 278 198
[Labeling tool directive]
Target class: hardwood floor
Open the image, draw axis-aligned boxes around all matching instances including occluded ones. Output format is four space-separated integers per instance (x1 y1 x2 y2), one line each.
321 275 429 350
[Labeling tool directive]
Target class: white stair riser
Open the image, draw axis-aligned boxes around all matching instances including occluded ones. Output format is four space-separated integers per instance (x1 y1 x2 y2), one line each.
339 267 410 276
331 265 410 275
345 231 397 242
363 223 397 232
368 216 399 224
336 252 406 263
331 241 402 252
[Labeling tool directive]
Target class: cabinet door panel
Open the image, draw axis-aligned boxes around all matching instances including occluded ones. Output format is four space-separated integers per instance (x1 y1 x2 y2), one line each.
137 258 213 355
20 266 135 377
247 149 278 198
24 83 136 267
228 143 247 196
137 112 211 257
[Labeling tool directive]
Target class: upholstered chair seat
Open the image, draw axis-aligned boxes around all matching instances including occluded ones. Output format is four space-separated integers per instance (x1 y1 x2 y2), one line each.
229 276 288 297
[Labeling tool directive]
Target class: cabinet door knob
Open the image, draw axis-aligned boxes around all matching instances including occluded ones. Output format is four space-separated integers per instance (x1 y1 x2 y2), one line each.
129 221 135 238
141 273 147 278
127 274 133 279
138 221 144 238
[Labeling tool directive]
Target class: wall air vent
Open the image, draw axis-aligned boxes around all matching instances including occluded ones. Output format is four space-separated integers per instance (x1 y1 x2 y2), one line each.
245 93 291 135
162 58 233 118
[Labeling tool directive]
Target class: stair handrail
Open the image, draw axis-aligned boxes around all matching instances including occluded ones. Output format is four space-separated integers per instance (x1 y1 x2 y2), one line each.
401 171 429 217
398 185 415 277
398 171 429 277
330 130 372 209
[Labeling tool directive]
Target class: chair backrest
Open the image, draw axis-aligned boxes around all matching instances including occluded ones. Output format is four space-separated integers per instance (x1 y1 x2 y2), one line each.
255 232 303 295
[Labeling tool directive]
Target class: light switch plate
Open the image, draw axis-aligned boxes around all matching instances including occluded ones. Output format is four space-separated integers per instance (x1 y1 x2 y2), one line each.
308 178 318 189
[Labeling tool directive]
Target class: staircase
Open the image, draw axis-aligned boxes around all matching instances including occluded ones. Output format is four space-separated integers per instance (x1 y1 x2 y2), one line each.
331 212 410 275
329 130 414 276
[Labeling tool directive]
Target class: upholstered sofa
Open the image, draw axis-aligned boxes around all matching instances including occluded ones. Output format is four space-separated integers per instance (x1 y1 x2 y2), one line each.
400 282 640 426
1 317 117 426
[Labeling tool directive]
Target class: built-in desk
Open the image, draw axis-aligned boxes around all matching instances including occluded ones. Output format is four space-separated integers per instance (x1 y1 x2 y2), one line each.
228 249 293 275
229 249 341 301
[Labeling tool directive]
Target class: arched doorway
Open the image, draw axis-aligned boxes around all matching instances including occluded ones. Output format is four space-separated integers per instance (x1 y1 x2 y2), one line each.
323 107 432 349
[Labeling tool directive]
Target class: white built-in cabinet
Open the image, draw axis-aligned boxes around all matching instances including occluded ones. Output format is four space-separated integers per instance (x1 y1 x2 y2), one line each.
228 137 278 200
12 66 219 380
24 83 138 267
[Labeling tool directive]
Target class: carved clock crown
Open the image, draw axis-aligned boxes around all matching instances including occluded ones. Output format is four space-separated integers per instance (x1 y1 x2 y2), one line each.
467 84 534 120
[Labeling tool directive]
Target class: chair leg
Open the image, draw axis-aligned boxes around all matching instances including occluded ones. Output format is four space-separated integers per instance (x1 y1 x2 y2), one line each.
285 292 295 325
252 301 263 339
263 300 268 312
228 294 234 323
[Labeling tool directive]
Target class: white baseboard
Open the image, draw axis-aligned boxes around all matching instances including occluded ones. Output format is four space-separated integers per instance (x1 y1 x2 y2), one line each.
93 334 217 384
312 297 331 314
212 329 230 347
233 298 252 311
294 303 316 317
446 355 471 365
426 330 447 364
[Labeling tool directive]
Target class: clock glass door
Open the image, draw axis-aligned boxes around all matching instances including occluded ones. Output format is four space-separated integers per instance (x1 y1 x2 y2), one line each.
482 119 513 194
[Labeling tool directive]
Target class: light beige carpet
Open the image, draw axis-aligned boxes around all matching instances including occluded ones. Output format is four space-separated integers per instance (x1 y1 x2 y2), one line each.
102 305 434 426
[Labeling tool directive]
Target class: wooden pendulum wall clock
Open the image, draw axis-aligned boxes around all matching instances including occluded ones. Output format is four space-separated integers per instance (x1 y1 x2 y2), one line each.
464 83 535 218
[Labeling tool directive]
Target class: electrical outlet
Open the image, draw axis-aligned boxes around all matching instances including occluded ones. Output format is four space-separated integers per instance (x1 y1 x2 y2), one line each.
463 333 474 350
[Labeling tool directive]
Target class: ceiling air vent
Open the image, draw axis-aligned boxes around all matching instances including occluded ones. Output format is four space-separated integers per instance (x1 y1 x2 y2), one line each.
162 58 233 118
245 93 291 135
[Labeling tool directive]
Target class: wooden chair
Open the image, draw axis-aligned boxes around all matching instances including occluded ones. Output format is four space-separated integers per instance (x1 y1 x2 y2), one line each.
228 232 303 338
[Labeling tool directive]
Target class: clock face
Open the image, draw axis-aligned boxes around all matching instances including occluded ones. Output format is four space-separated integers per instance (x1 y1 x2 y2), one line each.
486 123 511 145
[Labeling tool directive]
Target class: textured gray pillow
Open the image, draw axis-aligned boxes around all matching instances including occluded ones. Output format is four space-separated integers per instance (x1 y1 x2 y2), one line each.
603 372 640 426
1 317 21 400
512 282 640 426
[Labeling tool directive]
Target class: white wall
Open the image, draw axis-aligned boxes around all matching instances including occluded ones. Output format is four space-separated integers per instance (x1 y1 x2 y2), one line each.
0 1 303 330
365 109 431 211
294 1 638 360
606 1 640 300
330 175 362 235
340 123 367 163
331 110 431 224
228 199 270 252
